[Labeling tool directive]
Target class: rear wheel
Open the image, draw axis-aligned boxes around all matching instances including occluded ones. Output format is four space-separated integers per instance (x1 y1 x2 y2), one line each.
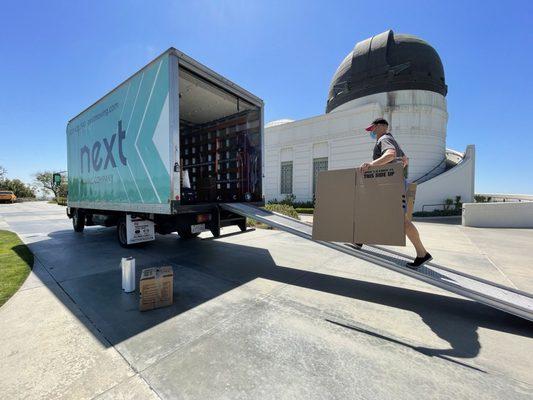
72 209 85 232
210 226 221 238
117 217 130 248
237 219 247 232
177 227 200 240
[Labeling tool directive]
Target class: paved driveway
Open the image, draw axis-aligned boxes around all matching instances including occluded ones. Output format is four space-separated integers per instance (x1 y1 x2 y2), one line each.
1 202 532 399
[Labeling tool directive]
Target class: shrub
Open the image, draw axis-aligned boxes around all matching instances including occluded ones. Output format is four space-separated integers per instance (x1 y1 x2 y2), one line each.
293 200 315 208
413 209 462 217
56 197 67 206
443 198 454 211
474 195 492 203
454 195 462 211
294 207 314 214
247 204 300 228
279 194 296 206
265 203 300 220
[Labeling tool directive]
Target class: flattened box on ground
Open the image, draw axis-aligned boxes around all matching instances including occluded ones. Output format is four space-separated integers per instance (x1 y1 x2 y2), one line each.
312 162 405 246
139 266 174 312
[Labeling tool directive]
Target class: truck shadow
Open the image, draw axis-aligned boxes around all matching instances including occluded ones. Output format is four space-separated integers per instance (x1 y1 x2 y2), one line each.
31 227 532 365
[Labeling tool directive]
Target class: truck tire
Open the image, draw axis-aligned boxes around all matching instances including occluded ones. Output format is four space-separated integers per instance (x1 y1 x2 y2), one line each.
177 227 200 240
237 219 247 232
72 209 85 232
210 226 221 238
116 217 131 248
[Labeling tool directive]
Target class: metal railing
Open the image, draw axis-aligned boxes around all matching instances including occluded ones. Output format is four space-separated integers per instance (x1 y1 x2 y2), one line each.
475 193 533 203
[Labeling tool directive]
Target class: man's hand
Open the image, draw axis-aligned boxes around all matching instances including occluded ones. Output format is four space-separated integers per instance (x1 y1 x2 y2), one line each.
360 162 372 173
402 155 409 168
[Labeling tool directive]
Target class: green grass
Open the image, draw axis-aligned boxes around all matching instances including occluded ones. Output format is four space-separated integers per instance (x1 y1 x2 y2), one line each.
0 230 33 307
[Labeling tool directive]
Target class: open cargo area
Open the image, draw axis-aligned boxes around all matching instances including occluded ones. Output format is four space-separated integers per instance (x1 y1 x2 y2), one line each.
178 67 262 204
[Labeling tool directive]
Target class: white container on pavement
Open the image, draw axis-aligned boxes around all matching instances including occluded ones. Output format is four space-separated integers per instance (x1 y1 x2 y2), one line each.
121 257 136 292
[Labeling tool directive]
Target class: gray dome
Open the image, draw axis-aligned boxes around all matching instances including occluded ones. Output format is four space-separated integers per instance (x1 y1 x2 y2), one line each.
326 30 447 113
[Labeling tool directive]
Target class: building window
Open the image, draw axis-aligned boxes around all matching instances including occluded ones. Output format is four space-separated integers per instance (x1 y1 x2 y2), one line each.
280 161 293 195
313 157 328 195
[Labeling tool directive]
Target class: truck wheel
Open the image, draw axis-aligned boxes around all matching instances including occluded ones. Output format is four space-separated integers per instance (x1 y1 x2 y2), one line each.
177 228 200 240
117 217 131 248
72 209 85 232
237 219 247 232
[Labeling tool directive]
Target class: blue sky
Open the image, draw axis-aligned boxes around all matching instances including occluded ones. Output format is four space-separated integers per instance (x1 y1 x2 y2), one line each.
0 0 531 193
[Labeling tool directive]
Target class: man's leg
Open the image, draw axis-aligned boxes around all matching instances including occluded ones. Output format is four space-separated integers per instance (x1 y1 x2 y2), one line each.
404 216 427 257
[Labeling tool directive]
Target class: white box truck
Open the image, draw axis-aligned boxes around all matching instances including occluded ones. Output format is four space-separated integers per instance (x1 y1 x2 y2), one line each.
66 48 264 247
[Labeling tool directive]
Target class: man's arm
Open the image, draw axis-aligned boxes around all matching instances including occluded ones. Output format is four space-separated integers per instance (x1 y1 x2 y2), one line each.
360 149 396 172
371 149 396 166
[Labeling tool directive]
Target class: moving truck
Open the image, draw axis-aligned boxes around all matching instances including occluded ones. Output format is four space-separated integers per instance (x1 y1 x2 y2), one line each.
66 48 264 247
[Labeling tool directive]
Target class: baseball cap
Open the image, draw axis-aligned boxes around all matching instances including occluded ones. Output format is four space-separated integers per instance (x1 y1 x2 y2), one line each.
365 118 389 131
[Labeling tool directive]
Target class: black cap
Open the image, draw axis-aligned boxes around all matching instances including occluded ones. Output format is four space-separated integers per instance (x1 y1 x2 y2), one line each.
365 118 388 131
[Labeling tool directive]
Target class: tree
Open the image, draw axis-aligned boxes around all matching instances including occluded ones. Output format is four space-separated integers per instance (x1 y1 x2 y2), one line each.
0 165 6 181
0 178 36 198
33 171 67 199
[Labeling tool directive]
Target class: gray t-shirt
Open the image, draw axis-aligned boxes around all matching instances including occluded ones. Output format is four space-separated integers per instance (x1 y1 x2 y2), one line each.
373 132 407 176
373 133 405 160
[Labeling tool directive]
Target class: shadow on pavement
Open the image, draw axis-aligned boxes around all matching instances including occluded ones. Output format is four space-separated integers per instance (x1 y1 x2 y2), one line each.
29 225 533 362
325 319 487 373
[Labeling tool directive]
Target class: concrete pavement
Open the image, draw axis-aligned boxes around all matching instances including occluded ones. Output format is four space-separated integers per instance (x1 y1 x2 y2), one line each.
1 202 532 399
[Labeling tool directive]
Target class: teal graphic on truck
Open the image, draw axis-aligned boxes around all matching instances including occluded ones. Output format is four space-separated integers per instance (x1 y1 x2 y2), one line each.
67 54 171 205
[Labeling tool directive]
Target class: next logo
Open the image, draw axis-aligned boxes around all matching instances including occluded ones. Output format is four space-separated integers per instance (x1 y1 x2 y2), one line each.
80 120 127 173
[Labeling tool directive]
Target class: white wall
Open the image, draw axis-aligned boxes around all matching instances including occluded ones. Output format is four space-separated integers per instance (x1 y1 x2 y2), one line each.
414 145 475 212
463 202 533 228
264 89 450 202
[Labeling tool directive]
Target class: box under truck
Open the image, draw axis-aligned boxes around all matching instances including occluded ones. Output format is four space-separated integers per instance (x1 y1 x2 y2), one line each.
66 48 264 247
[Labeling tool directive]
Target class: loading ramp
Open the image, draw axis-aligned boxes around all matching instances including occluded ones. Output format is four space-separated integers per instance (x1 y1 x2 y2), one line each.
220 202 533 322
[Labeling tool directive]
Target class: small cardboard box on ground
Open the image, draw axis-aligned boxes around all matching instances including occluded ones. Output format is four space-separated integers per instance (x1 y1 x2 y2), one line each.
312 162 406 246
139 266 174 312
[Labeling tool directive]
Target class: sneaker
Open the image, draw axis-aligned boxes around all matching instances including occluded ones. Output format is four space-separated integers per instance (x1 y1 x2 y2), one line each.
406 253 433 270
346 243 363 250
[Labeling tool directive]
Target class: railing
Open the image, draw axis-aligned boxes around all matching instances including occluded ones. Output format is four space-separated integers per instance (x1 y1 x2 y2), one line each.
412 157 446 183
475 193 533 203
421 203 445 211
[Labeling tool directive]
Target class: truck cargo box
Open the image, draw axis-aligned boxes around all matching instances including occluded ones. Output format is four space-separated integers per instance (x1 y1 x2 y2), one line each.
67 48 264 215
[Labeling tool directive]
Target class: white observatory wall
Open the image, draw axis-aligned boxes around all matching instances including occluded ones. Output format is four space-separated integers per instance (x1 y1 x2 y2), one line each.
264 89 449 202
415 145 475 212
334 90 448 182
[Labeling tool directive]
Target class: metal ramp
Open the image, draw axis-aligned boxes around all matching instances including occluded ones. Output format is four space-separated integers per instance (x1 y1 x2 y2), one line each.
221 202 533 322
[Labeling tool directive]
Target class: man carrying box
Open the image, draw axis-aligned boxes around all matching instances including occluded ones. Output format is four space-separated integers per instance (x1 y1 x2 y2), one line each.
358 118 432 269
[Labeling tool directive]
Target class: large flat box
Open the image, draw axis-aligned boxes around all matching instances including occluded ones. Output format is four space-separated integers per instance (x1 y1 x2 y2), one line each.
139 266 174 312
313 162 405 246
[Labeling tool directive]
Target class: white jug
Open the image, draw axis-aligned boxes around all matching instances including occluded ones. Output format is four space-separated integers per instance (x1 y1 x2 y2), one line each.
121 257 136 293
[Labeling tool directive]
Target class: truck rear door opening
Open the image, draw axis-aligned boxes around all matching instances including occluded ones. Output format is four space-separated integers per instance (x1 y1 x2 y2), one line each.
178 67 262 204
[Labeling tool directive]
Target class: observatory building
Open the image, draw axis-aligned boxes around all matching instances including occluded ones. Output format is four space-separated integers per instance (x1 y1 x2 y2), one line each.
264 30 475 211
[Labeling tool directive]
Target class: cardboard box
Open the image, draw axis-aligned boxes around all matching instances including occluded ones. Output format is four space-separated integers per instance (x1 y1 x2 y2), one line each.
139 266 174 312
312 162 406 246
405 183 417 221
